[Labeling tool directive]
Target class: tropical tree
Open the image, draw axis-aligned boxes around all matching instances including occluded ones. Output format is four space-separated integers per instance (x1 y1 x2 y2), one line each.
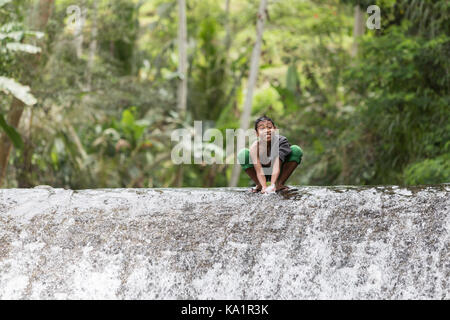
0 0 53 186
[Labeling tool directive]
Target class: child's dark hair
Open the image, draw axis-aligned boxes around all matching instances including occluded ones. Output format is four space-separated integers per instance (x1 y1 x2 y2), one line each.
254 115 276 131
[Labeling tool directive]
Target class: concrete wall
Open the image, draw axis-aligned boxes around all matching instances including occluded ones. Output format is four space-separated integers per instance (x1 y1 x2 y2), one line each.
0 185 448 299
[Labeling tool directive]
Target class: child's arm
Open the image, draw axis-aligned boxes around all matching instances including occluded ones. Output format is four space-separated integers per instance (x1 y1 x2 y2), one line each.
263 157 281 194
270 156 281 186
249 144 267 190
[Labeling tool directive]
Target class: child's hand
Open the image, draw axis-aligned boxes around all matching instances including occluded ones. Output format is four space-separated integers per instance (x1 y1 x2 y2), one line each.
265 184 276 194
260 186 268 194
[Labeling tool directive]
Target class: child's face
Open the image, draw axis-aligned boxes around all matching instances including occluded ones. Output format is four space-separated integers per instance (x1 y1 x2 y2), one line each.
256 120 276 142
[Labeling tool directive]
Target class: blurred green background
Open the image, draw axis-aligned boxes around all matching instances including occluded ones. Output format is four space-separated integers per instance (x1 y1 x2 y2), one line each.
0 0 448 188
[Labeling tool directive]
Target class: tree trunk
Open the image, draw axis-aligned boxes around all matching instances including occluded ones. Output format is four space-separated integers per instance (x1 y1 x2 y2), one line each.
229 0 268 187
87 0 98 88
175 0 188 187
223 0 233 91
351 4 365 57
224 0 232 52
75 2 86 59
0 99 26 186
177 0 188 113
16 105 35 187
35 0 53 29
0 0 54 187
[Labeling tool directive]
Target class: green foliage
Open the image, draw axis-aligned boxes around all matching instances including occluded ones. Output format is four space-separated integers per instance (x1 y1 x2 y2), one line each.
0 0 40 104
3 0 449 188
0 113 23 149
340 0 375 7
343 20 449 184
251 86 283 117
188 15 230 121
0 76 37 105
97 0 140 75
404 154 450 185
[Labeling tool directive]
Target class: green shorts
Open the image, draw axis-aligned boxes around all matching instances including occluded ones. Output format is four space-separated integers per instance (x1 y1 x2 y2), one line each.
237 145 303 171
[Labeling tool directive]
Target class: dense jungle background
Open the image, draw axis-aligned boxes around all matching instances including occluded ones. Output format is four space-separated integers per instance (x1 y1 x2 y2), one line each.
1 0 448 188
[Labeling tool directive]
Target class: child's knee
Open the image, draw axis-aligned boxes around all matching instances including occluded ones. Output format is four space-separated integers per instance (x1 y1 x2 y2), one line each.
237 148 253 170
289 145 303 164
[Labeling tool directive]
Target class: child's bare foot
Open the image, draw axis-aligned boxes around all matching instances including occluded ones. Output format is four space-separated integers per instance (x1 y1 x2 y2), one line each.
275 184 289 192
251 185 262 193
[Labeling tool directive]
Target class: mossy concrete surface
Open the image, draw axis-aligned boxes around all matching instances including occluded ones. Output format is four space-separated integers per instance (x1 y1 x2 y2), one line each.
0 185 448 299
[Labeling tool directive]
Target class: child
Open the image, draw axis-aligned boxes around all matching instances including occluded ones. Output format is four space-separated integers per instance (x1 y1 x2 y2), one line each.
237 115 303 193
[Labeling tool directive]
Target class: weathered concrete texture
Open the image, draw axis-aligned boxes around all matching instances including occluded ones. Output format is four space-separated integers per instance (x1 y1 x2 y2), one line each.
0 185 449 300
